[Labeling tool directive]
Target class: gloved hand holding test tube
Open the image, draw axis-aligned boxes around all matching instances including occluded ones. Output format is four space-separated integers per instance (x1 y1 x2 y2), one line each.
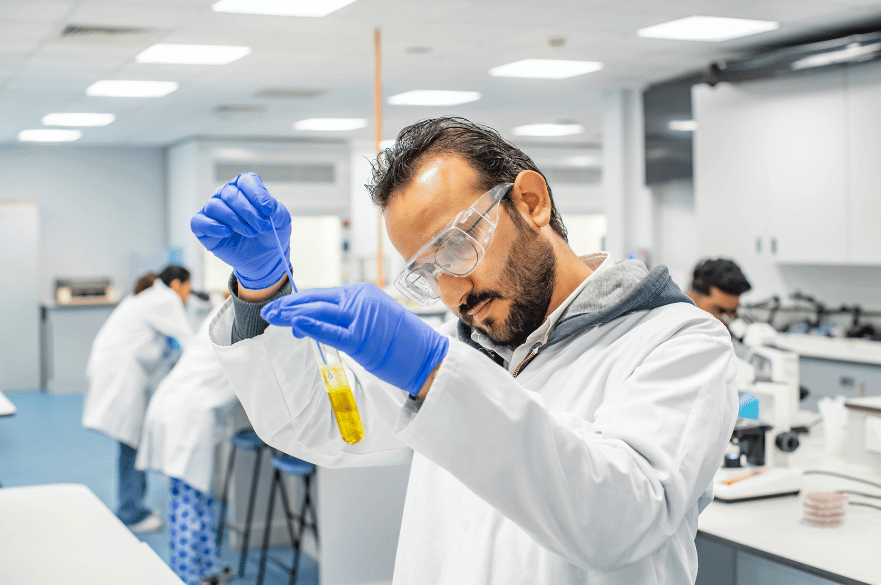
269 222 365 445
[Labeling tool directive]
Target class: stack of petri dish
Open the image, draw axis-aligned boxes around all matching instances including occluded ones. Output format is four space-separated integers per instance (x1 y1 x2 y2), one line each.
802 491 847 527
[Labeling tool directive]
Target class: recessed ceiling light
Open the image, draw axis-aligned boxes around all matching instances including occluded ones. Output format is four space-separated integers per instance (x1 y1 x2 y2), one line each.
86 80 179 98
387 90 481 106
294 118 367 131
668 119 698 132
637 16 779 42
562 154 602 168
18 129 82 142
512 123 584 137
489 59 603 79
212 0 357 17
41 113 116 127
136 44 251 65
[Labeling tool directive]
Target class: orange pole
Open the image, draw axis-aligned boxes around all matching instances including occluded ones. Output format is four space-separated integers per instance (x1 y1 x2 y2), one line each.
374 28 384 288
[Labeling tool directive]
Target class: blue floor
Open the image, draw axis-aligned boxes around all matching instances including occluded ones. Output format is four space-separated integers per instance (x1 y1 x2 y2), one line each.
0 391 318 585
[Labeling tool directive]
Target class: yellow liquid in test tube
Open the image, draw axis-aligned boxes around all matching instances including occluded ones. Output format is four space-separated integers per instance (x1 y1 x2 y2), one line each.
317 345 364 445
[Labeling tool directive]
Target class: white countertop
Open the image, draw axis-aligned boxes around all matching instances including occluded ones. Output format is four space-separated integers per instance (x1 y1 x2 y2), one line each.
0 391 16 417
699 433 881 584
0 484 182 584
772 333 881 366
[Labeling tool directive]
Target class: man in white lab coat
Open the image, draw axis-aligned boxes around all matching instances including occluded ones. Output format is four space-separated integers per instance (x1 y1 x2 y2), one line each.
191 117 738 584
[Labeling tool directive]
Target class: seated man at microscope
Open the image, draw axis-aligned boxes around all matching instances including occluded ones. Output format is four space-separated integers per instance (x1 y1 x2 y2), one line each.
687 258 752 323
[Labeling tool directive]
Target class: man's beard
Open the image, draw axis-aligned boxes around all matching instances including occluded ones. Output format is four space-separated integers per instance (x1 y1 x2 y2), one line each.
459 217 556 348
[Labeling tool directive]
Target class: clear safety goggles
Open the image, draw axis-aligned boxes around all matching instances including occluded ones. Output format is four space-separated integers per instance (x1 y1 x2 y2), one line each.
394 183 513 306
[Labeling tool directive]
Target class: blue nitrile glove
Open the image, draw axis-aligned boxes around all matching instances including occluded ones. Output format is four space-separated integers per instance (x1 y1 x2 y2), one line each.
190 172 292 290
260 283 449 397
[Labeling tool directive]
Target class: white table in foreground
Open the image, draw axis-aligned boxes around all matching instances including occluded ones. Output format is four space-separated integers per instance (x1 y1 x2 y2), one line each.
698 451 881 585
0 483 182 584
0 391 15 417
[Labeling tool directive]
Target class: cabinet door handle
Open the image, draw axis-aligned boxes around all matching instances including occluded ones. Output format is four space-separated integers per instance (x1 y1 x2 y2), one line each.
756 238 762 254
771 237 777 255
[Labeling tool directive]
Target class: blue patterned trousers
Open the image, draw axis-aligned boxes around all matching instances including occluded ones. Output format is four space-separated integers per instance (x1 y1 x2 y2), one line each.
169 478 219 585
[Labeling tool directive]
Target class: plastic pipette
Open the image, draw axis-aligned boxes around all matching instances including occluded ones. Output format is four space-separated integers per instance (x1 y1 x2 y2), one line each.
270 223 365 444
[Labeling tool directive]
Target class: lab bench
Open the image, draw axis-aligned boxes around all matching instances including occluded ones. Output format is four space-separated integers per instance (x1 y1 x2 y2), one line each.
696 431 881 585
0 483 183 584
0 391 16 417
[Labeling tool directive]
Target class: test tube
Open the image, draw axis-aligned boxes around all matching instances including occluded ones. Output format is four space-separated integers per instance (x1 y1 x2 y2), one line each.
314 340 365 445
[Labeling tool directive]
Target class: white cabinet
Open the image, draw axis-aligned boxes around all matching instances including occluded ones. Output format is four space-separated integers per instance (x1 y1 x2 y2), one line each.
762 69 849 263
846 64 881 264
693 63 881 265
694 81 772 261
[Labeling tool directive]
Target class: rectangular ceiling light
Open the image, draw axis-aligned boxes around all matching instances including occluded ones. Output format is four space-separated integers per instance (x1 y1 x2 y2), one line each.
512 123 584 137
668 119 698 132
212 0 357 17
490 59 603 79
388 90 481 106
294 118 367 131
637 16 779 42
86 80 179 97
136 44 251 65
18 129 82 142
41 113 116 127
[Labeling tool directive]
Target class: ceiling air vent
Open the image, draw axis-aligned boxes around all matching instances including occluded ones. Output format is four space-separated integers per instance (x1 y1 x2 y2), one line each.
215 163 335 184
58 24 159 45
254 87 327 99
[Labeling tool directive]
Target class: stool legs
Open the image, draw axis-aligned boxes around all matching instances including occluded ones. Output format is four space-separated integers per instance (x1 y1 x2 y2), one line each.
256 469 280 585
216 444 237 548
256 468 315 585
238 445 264 577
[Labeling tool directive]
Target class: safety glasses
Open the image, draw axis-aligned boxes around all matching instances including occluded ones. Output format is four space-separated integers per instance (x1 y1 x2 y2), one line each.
394 183 512 306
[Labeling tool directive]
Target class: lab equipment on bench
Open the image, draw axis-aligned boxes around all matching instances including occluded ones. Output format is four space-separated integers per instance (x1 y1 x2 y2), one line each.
271 222 364 445
715 320 814 502
55 277 118 304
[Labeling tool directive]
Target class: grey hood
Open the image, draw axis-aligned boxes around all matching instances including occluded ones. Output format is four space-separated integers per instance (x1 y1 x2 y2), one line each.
456 260 694 372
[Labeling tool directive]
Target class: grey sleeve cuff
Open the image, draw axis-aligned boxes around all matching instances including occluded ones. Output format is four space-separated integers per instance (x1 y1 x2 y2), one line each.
228 273 293 344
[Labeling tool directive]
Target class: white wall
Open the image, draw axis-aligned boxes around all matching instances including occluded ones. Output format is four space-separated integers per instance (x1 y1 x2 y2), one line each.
0 144 168 300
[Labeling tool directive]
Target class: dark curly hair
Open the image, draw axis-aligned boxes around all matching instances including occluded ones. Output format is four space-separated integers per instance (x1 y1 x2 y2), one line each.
157 264 191 288
691 259 752 296
367 117 567 241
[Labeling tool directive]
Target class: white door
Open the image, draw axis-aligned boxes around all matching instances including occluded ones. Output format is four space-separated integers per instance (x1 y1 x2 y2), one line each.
0 202 39 391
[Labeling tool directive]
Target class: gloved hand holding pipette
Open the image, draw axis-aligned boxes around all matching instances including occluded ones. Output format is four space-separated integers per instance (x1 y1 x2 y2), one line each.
190 172 291 290
261 284 449 397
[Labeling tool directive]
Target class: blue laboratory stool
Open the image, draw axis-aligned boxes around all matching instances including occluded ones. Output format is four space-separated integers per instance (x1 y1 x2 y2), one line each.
217 428 270 578
257 453 319 585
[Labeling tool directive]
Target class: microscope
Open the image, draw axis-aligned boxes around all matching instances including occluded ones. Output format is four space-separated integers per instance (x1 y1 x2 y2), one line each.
714 322 809 502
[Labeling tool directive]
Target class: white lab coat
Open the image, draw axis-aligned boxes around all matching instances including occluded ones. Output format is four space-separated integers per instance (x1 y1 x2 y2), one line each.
83 280 193 448
208 273 737 584
136 304 238 494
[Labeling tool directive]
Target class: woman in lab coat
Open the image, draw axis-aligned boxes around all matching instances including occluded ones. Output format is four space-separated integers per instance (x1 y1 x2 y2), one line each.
83 264 194 533
137 300 238 585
